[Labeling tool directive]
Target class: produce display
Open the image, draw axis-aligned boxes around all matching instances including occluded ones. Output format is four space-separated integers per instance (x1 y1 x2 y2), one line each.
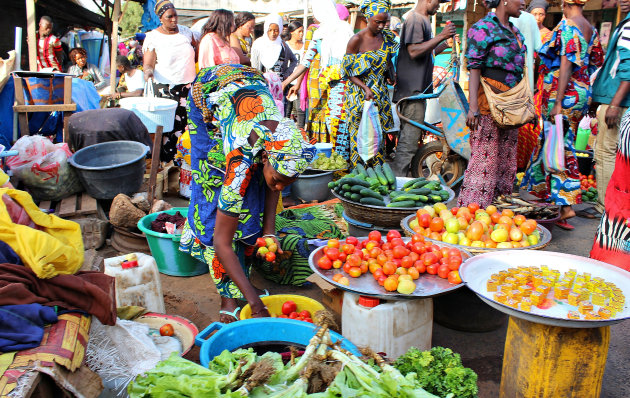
310 151 347 170
393 346 478 398
316 230 464 295
579 173 598 203
408 202 543 249
487 265 625 320
328 164 450 207
272 300 314 323
493 194 559 221
129 327 452 397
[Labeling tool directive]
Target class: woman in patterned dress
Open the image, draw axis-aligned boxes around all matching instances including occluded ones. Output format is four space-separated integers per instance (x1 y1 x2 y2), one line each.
521 0 603 230
342 0 399 167
590 109 630 271
179 65 315 323
457 0 526 208
283 0 354 156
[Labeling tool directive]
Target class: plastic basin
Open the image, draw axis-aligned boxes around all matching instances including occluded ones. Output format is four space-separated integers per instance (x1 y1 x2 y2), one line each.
69 140 149 199
195 318 361 367
240 294 325 320
137 208 208 277
291 170 333 203
314 143 333 158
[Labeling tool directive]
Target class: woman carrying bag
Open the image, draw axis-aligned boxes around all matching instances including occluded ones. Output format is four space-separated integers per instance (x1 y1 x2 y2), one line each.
521 0 603 230
457 0 528 208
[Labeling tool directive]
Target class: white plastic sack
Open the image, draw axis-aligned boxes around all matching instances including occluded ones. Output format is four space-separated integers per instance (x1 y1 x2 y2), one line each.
6 136 83 201
357 100 382 163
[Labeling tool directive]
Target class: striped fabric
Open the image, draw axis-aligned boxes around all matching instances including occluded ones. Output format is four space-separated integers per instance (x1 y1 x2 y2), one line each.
36 34 62 71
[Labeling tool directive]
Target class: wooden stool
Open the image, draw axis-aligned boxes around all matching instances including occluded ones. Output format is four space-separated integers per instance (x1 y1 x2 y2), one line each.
500 316 609 398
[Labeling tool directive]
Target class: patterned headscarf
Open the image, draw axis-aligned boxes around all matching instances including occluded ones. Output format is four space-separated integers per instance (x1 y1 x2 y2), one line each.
155 0 175 18
261 119 315 178
563 0 587 5
360 0 391 19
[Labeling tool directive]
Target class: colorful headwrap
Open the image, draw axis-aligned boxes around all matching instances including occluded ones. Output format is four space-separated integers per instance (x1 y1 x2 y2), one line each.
155 0 175 18
260 119 316 178
527 0 549 12
336 3 350 20
360 0 391 19
563 0 587 5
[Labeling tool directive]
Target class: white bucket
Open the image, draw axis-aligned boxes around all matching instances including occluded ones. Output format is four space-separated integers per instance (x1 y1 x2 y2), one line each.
120 97 177 133
342 292 432 358
179 162 192 199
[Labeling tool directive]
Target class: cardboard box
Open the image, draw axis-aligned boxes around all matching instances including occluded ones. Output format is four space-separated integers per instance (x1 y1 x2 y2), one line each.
307 274 344 316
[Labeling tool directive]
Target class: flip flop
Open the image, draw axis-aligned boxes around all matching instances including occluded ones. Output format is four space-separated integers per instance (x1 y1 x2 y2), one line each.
555 220 575 230
219 306 241 323
259 289 270 298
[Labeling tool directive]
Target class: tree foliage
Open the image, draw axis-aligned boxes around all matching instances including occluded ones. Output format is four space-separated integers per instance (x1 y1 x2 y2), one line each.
120 1 144 37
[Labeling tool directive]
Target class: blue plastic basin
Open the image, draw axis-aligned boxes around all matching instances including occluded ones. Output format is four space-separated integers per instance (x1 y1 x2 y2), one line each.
195 318 361 367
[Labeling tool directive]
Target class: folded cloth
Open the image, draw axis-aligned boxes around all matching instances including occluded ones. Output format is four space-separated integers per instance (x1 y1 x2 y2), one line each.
0 304 58 352
0 264 116 325
0 241 21 265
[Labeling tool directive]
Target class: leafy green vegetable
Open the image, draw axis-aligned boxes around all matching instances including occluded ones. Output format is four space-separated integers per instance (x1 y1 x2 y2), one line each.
393 347 478 398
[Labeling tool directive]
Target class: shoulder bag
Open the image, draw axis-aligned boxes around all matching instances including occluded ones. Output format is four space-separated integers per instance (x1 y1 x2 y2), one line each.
479 30 535 129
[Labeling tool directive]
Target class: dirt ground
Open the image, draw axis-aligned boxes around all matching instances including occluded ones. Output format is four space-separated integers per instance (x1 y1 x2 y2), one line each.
111 195 628 398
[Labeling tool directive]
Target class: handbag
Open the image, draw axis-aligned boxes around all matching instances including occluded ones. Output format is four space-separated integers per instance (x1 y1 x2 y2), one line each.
357 100 382 163
479 30 535 129
541 114 566 173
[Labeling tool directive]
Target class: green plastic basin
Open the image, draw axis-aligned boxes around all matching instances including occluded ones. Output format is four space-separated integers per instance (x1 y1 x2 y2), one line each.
137 208 208 277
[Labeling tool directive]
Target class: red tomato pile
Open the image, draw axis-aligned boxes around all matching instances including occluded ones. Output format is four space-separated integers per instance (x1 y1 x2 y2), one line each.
273 300 313 323
317 230 464 295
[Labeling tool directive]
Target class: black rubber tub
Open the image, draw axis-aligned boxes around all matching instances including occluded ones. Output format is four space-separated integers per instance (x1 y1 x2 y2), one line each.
69 141 149 199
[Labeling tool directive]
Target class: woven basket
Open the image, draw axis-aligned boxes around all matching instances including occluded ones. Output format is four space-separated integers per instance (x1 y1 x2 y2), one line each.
333 191 415 228
400 214 552 254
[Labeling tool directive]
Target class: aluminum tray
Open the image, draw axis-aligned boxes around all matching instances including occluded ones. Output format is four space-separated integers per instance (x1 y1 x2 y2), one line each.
459 250 630 328
308 238 472 300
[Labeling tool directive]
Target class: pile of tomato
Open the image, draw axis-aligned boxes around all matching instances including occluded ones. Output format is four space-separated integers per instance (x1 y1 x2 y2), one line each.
273 300 313 323
317 230 464 295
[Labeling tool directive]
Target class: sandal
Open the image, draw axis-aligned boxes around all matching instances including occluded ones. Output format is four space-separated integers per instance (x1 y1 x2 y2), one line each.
259 289 270 298
219 306 241 323
555 220 575 231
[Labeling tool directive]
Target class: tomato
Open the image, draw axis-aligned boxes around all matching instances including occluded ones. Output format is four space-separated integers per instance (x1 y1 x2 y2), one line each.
407 267 420 279
467 202 480 214
400 256 414 268
426 263 438 275
341 244 355 254
377 275 387 286
382 242 392 251
348 267 362 278
326 247 340 261
368 230 382 242
392 245 409 259
369 247 382 259
409 251 420 262
411 242 426 255
429 217 444 232
299 310 311 319
365 240 379 251
304 317 313 323
360 261 369 274
466 221 484 241
256 237 267 248
327 239 340 249
490 212 502 224
342 262 352 274
289 311 299 319
282 300 297 315
332 273 343 282
447 270 462 284
373 268 385 280
265 252 277 262
451 207 459 216
448 248 461 258
423 252 438 266
382 261 396 275
332 260 343 269
278 314 288 318
447 255 462 270
391 237 405 247
431 247 443 260
414 260 426 274
338 252 347 262
317 256 332 270
440 247 451 258
386 230 402 242
159 323 175 336
346 236 359 246
437 264 450 279
376 253 388 265
346 254 362 268
411 233 424 243
383 276 398 291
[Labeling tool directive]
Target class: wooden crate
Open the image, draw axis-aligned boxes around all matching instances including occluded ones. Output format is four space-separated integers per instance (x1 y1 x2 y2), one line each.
39 192 98 219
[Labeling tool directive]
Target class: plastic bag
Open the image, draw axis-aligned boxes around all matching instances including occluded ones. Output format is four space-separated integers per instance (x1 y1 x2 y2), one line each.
542 114 566 173
6 135 83 201
357 100 382 163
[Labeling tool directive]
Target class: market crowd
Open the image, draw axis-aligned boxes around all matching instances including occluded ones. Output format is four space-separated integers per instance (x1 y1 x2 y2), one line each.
31 0 630 322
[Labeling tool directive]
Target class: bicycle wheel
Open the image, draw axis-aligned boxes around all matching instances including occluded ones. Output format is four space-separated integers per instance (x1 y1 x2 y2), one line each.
410 141 466 187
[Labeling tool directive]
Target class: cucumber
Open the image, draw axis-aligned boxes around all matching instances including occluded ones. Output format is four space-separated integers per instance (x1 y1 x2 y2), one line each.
374 164 388 185
408 187 432 196
387 200 417 208
403 177 426 189
389 190 405 198
327 181 337 189
360 188 384 200
416 195 429 203
360 197 386 206
341 184 351 192
350 193 361 202
439 192 450 201
382 163 396 185
355 164 367 178
429 195 442 203
343 192 353 199
366 167 377 180
409 180 431 190
392 194 422 202
350 185 364 193
338 177 370 188
367 177 380 187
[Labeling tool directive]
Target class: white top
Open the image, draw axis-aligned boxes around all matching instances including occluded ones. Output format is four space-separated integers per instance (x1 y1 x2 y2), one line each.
143 25 196 86
125 69 145 92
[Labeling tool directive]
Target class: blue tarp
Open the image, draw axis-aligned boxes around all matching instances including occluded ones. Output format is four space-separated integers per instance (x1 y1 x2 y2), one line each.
0 77 100 144
141 0 160 33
